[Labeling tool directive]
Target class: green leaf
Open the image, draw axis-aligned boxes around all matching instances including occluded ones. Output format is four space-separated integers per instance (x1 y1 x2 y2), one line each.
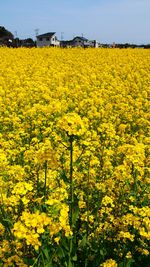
100 250 104 256
57 247 65 259
72 207 79 225
3 218 13 224
79 235 87 248
68 259 74 267
118 262 124 267
61 238 69 252
126 259 135 267
45 263 53 267
72 254 77 261
42 247 49 260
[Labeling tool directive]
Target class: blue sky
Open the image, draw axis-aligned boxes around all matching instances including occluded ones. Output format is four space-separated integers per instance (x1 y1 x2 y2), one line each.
0 0 150 44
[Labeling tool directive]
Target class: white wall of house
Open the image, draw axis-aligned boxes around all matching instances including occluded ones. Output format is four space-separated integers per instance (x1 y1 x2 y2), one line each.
88 40 99 48
36 36 60 47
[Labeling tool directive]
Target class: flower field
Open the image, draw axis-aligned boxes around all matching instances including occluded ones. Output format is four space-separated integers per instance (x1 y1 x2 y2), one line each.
0 47 150 267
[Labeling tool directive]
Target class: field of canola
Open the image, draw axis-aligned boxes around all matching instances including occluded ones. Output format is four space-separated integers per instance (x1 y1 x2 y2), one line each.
0 47 150 267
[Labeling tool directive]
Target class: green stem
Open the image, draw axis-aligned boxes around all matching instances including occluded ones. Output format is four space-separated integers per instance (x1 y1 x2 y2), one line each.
44 160 47 199
86 156 91 237
69 135 74 266
69 135 74 227
85 156 91 267
32 252 41 267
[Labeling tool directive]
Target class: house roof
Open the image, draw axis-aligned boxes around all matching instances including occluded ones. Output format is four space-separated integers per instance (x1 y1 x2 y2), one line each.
37 32 56 38
73 36 88 42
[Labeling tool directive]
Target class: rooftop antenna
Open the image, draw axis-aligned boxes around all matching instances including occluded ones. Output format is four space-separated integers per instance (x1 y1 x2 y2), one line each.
61 32 64 40
60 32 64 41
35 28 39 37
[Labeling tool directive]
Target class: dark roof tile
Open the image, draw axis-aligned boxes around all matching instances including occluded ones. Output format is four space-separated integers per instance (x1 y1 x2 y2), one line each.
37 32 56 38
73 36 88 41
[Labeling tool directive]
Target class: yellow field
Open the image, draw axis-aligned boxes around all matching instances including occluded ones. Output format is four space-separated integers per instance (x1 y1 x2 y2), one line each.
0 47 150 267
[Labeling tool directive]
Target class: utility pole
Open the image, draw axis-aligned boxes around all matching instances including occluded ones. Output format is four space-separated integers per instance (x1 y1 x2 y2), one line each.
35 29 39 47
14 31 18 47
61 32 64 40
35 28 39 37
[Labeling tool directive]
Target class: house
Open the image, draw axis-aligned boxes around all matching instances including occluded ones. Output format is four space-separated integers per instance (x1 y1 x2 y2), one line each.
71 36 88 47
71 36 99 48
60 40 73 48
87 40 99 48
36 32 60 47
60 36 99 48
20 38 35 48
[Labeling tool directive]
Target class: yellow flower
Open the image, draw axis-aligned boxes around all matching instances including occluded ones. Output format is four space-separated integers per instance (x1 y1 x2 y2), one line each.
101 258 118 267
119 231 135 242
0 223 5 236
126 251 132 258
101 196 114 207
0 47 149 265
37 227 45 234
57 112 87 136
54 236 60 244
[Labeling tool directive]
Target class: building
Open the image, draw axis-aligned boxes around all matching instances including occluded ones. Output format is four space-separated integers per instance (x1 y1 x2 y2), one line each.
36 32 60 47
71 36 89 47
87 40 99 48
60 36 99 48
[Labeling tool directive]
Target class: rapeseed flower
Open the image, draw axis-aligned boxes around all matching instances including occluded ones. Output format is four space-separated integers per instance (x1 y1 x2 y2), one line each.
0 47 149 266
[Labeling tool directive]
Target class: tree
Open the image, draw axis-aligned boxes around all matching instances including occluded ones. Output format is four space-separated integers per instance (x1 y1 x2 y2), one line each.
0 26 14 39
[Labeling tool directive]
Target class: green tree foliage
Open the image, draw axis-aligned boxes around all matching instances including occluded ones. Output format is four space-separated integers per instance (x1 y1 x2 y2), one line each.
0 26 14 39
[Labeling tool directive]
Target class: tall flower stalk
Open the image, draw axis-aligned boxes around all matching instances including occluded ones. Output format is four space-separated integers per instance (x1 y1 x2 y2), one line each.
69 135 74 228
69 134 74 267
